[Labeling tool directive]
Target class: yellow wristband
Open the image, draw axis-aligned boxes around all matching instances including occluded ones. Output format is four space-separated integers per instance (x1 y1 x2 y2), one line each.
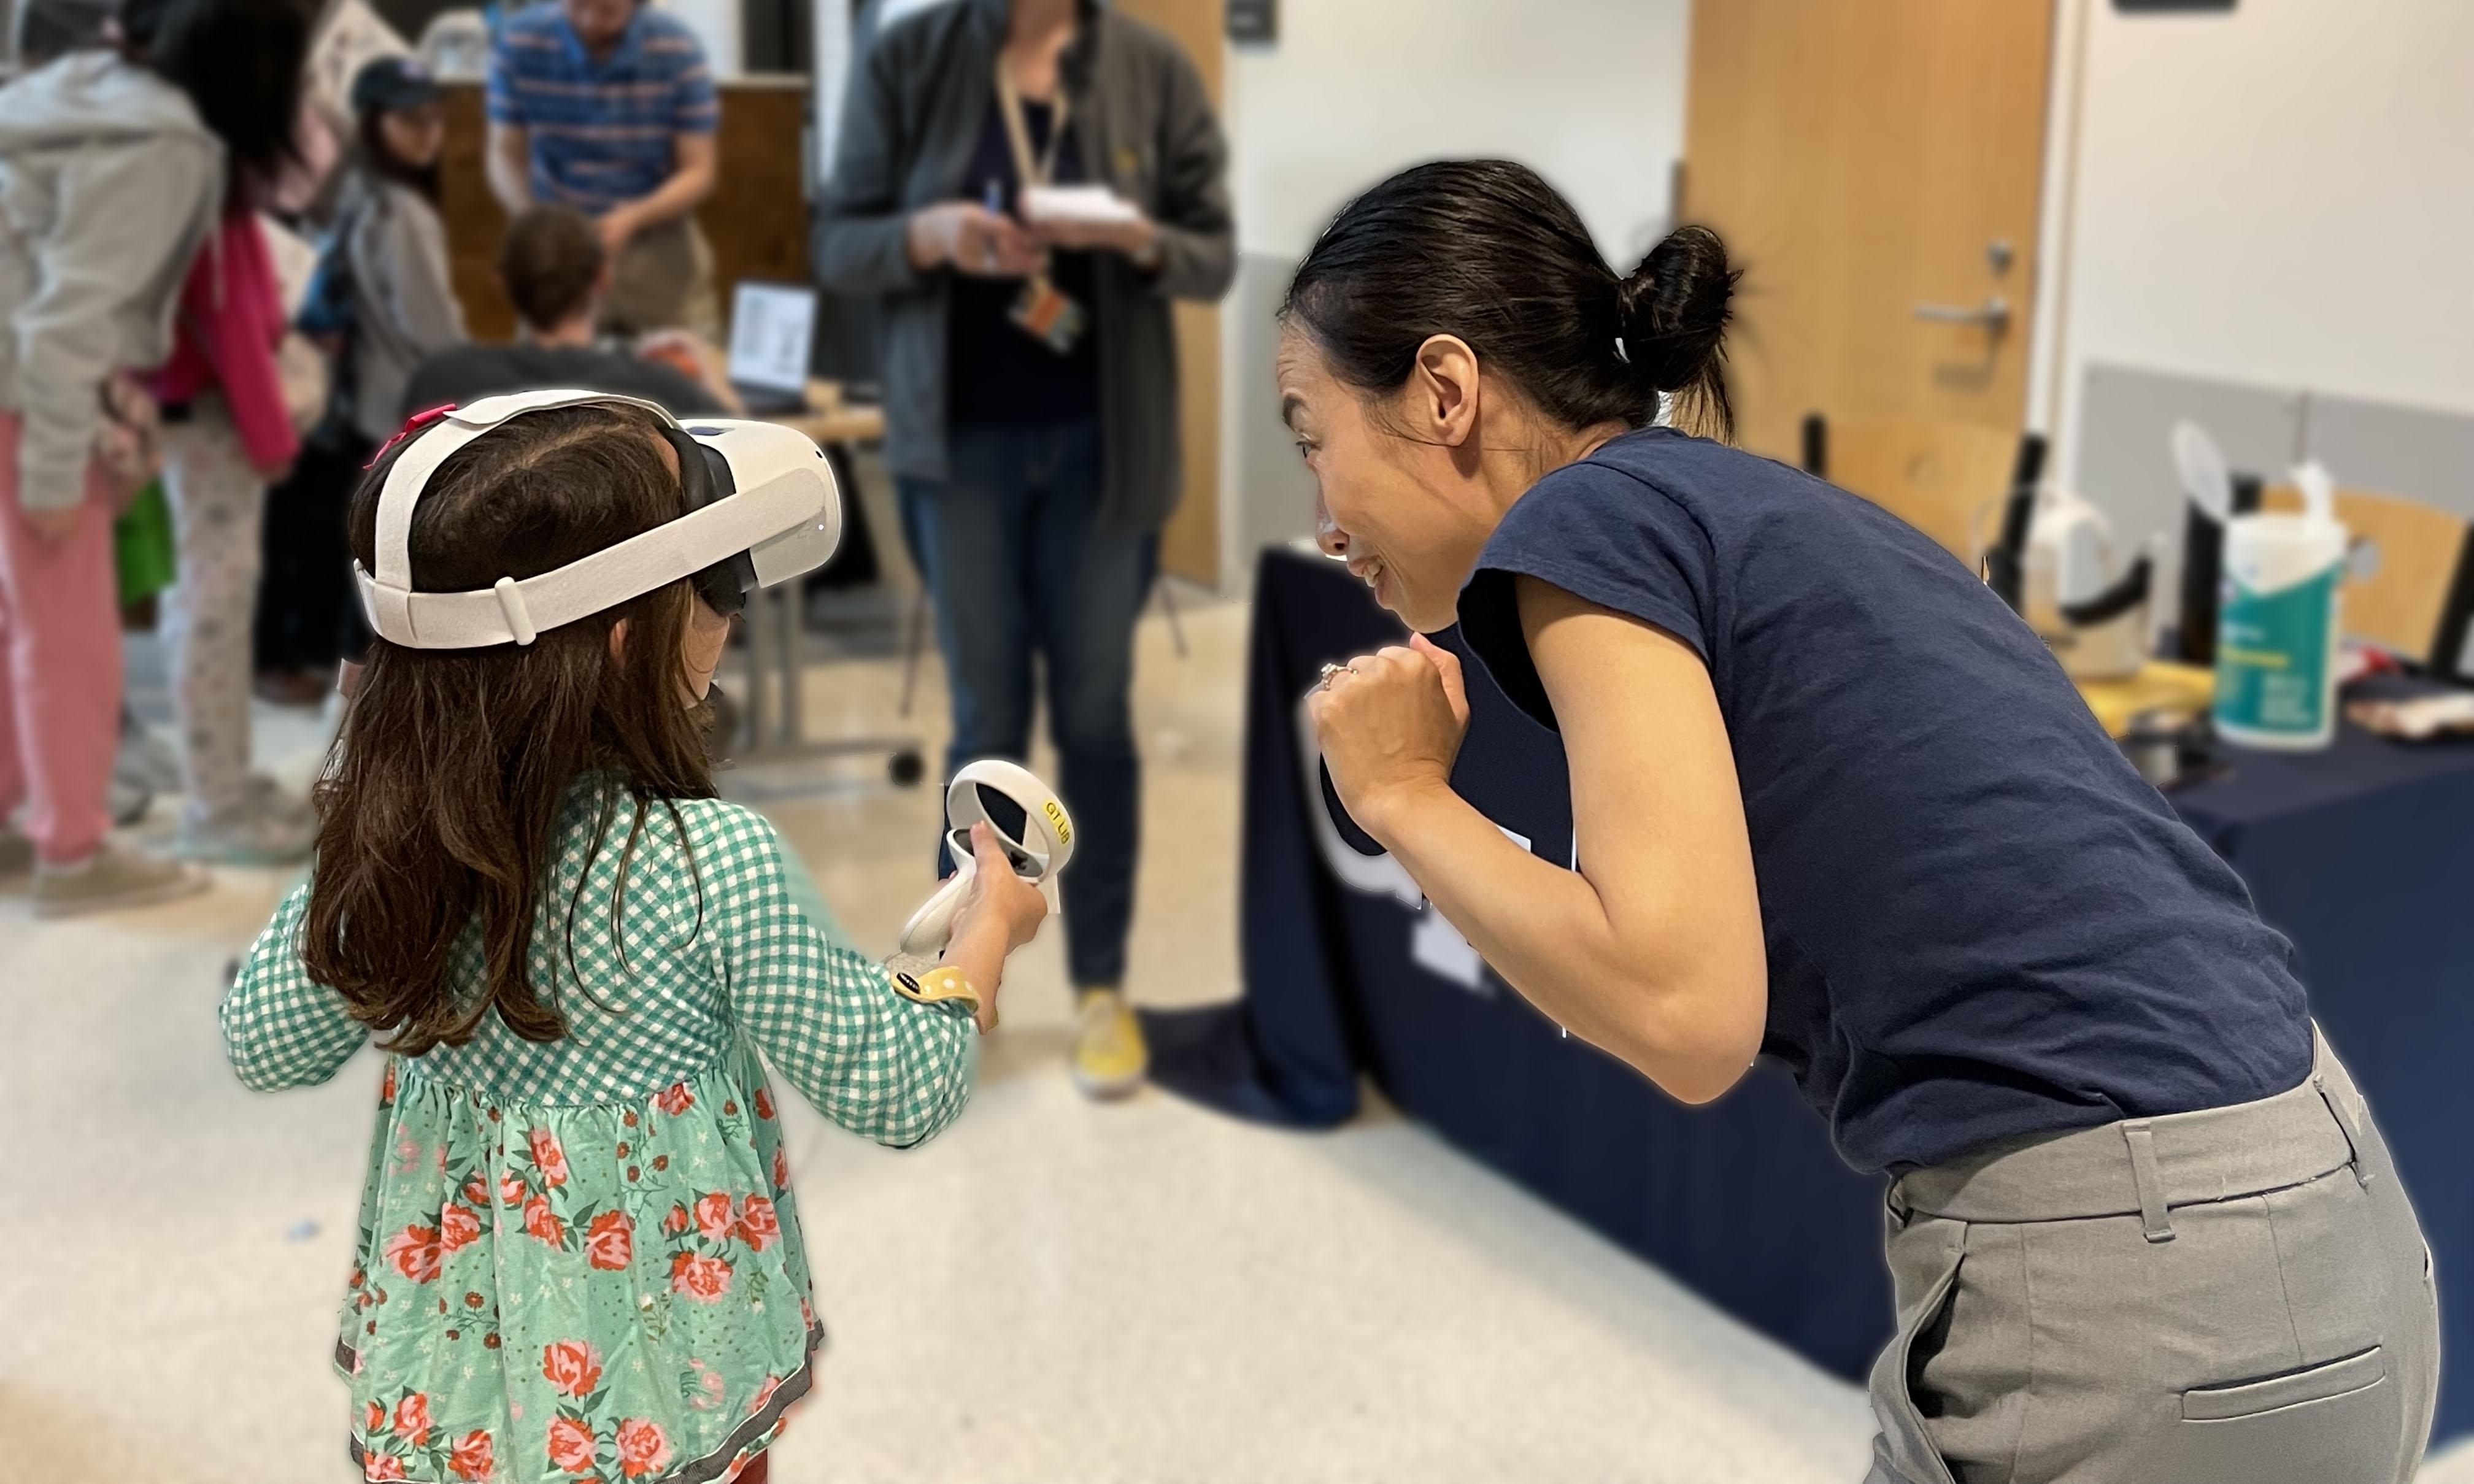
890 963 981 1017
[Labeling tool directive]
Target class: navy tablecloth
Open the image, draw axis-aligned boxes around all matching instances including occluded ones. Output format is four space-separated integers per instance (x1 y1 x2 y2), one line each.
1146 546 2473 1440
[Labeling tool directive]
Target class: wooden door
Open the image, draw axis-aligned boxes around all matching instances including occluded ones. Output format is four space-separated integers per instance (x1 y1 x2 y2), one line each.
436 85 507 337
1682 0 2056 462
1112 0 1223 588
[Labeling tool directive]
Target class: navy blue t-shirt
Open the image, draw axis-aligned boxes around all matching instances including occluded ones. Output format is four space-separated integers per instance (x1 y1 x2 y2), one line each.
1457 428 2311 1174
944 93 1100 427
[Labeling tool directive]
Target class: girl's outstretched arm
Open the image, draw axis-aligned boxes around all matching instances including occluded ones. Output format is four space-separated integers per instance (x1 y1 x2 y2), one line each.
220 885 373 1091
715 815 976 1148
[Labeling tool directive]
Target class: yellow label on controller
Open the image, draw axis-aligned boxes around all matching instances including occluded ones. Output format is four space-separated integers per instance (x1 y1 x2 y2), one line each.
1044 799 1072 845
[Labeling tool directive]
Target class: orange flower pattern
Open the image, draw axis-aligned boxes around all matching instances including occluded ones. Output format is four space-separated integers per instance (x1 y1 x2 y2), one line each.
341 1058 822 1484
439 1203 481 1254
447 1429 494 1481
616 1417 674 1478
547 1414 598 1473
584 1210 633 1272
542 1339 604 1400
383 1226 442 1285
736 1196 780 1253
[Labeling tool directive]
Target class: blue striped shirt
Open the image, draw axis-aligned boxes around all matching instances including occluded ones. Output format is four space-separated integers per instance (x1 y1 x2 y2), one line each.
486 2 719 215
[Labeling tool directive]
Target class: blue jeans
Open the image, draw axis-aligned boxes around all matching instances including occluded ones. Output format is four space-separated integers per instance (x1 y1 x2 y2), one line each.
898 420 1149 988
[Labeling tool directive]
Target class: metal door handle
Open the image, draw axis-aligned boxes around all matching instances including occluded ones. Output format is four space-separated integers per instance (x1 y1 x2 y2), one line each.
1912 296 2011 333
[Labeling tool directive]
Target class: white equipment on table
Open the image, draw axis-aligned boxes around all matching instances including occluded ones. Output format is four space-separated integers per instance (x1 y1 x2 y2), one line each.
724 282 819 415
2022 488 2154 682
890 759 1075 971
2169 420 2243 668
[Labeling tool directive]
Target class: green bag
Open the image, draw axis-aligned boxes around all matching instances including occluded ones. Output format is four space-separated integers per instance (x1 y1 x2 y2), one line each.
113 479 177 607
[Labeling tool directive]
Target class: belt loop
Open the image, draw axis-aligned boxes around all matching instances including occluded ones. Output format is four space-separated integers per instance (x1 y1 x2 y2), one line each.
2313 1071 2375 1188
2122 1121 2175 1243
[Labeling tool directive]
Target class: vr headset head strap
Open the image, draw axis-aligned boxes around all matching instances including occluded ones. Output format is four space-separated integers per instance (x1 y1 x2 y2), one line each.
371 390 679 593
356 390 834 651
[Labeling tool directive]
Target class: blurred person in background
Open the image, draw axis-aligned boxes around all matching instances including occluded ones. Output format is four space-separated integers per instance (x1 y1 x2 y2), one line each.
340 56 465 445
484 0 720 337
815 0 1233 1099
403 203 727 417
6 0 113 61
256 54 465 708
0 0 227 915
145 0 316 866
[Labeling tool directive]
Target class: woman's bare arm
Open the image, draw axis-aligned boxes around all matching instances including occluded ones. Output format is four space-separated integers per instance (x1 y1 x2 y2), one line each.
1312 578 1767 1102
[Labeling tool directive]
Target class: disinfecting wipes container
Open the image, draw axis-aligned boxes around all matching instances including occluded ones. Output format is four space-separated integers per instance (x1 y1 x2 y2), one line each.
2214 465 2346 750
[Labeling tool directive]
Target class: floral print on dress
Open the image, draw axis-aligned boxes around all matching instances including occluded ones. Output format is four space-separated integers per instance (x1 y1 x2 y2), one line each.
585 1209 634 1271
385 1224 443 1285
506 1124 633 1263
538 1339 679 1479
341 1051 821 1482
219 795 972 1482
358 1388 485 1481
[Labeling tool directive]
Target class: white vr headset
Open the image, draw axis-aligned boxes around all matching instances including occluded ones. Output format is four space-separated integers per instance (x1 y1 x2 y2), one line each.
353 389 842 650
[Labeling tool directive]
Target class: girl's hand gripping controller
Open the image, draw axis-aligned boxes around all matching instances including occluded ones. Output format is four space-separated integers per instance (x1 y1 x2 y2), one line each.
890 759 1076 973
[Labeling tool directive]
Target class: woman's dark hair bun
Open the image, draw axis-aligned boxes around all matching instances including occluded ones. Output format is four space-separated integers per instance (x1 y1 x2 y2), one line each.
1284 160 1740 444
1617 225 1737 401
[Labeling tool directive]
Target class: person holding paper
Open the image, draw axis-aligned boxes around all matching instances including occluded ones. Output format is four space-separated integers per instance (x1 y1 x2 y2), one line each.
815 0 1233 1100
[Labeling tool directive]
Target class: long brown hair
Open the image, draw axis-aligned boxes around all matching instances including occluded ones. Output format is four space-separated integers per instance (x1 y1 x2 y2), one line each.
355 107 443 205
304 402 718 1056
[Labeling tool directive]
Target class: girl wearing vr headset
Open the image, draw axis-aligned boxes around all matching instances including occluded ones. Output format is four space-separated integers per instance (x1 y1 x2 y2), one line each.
219 396 1046 1481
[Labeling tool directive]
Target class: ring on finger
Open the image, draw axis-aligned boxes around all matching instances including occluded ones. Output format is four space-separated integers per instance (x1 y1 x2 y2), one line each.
1317 661 1358 691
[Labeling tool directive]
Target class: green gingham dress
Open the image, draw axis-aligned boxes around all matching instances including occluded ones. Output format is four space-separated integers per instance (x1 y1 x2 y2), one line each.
220 788 976 1484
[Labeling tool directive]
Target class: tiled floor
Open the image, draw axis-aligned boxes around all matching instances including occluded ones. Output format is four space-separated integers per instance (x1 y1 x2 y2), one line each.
3 596 2465 1483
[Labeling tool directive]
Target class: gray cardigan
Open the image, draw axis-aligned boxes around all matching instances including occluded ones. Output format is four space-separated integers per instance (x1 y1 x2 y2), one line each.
813 0 1234 532
340 171 468 444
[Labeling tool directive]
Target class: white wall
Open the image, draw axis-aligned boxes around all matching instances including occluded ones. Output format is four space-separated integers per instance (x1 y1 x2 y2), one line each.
1216 0 1694 583
663 0 743 76
2044 0 2474 485
1225 0 1691 265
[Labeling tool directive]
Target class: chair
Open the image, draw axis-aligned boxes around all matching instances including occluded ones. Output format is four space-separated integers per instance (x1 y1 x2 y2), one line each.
2259 483 2474 675
1800 413 2025 567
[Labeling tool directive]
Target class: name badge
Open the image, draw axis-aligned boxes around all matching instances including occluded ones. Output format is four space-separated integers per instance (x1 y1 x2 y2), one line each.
1010 276 1088 356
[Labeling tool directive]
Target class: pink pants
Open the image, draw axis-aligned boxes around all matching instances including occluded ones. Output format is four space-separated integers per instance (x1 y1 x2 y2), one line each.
0 413 122 865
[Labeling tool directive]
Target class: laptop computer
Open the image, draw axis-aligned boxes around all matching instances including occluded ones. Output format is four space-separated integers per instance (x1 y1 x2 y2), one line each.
726 281 819 415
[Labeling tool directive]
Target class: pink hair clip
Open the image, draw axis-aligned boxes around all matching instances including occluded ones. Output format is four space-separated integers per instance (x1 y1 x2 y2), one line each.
364 404 458 470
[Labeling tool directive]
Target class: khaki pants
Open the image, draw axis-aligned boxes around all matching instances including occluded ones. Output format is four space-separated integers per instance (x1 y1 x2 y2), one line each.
601 214 720 341
1865 1026 2438 1484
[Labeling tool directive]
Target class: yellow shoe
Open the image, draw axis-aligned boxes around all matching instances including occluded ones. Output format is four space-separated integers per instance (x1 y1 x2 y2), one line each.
1071 989 1148 1101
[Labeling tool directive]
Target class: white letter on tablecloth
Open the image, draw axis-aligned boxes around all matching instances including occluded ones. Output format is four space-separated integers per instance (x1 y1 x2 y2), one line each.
1295 696 1524 996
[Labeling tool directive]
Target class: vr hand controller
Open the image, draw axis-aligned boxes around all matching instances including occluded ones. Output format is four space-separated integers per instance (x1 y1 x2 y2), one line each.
885 760 1076 1018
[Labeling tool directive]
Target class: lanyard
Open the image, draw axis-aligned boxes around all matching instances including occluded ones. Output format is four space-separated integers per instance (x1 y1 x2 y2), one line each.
993 55 1071 193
